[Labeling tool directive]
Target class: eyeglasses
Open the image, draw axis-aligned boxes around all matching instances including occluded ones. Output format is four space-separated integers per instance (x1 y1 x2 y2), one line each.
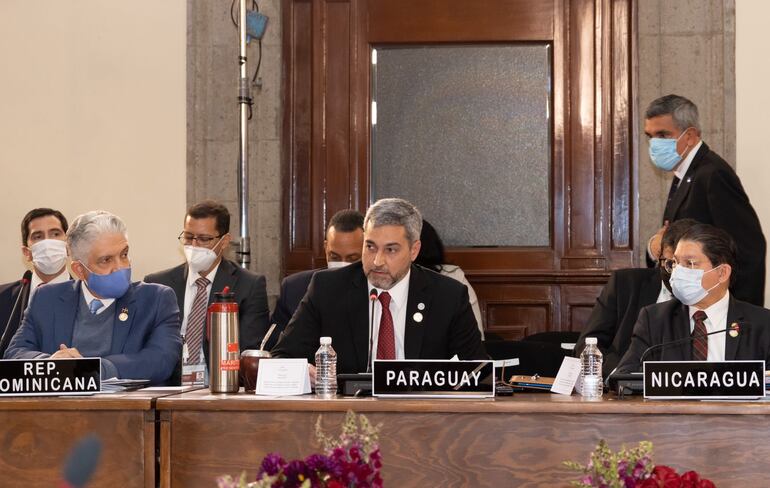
660 258 703 274
178 232 223 247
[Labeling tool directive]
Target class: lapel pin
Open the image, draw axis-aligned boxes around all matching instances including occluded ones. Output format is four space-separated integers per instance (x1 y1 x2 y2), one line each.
417 302 425 311
686 177 692 183
729 322 740 338
119 308 129 322
413 312 423 323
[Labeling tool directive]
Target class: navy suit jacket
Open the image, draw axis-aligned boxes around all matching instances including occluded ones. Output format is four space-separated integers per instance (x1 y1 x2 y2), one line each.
0 270 32 357
4 280 182 385
271 262 486 374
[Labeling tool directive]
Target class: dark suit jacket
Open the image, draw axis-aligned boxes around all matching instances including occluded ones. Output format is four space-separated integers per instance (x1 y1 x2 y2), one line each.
144 258 270 364
271 262 487 374
662 143 766 306
269 268 318 349
0 270 32 357
4 281 182 385
616 296 770 373
575 268 662 376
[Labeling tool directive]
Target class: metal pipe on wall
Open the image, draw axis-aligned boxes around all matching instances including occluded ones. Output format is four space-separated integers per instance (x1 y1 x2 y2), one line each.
236 0 251 270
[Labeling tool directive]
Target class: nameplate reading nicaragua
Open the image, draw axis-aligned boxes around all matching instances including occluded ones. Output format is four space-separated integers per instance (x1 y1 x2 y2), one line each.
0 358 101 396
372 360 494 398
643 360 765 400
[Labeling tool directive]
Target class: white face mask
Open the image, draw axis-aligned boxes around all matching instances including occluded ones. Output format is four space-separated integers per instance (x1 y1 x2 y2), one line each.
184 245 219 274
29 239 68 275
670 264 722 306
327 260 352 269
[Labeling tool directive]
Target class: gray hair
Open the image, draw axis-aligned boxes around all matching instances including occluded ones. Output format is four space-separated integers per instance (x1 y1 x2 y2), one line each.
364 198 423 244
645 94 701 132
67 210 128 262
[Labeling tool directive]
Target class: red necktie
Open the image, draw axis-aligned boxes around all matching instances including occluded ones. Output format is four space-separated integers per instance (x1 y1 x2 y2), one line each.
692 310 708 361
376 291 395 360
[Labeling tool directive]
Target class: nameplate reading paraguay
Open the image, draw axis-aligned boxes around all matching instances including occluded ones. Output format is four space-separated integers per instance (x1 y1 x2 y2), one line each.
643 360 765 400
0 358 101 396
372 360 494 398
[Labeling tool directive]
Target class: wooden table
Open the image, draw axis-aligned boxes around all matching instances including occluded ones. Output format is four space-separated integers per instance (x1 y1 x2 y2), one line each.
0 387 194 488
157 390 770 487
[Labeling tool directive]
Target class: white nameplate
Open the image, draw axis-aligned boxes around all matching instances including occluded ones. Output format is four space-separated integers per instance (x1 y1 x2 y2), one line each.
255 358 311 396
550 356 582 395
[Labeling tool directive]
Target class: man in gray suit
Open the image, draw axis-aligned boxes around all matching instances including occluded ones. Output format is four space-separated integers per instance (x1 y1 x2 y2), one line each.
144 200 269 383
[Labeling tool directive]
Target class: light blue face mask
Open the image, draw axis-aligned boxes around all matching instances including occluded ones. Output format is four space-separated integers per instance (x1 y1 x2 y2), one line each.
649 128 691 171
670 264 721 306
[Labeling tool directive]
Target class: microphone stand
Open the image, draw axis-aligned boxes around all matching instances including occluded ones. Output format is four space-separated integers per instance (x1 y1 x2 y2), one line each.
0 277 30 356
365 289 378 373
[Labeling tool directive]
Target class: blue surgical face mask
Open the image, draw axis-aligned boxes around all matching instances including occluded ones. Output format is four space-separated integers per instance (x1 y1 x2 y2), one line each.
80 263 132 299
670 264 721 306
649 128 692 171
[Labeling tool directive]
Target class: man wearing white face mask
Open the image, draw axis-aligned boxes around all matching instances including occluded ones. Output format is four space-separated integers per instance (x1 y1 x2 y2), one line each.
144 200 269 384
0 208 70 356
643 94 766 306
616 224 770 373
269 209 365 348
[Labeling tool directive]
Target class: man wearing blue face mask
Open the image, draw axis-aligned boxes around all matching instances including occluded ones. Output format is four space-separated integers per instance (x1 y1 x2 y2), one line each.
616 224 770 373
3 211 182 385
644 94 766 306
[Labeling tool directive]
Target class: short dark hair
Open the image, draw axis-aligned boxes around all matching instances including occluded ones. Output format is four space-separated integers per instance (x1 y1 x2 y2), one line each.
187 200 230 236
645 94 700 132
21 208 68 245
678 224 737 286
661 218 700 253
414 219 446 272
327 209 364 233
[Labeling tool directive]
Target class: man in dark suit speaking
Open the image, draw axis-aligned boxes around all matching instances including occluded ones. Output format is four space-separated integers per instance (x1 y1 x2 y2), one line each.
5 211 181 385
271 198 486 374
144 201 269 384
644 94 766 305
617 224 770 373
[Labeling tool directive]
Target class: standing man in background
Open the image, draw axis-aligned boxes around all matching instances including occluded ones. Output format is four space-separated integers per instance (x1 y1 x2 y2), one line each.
644 94 766 306
0 208 70 356
144 201 270 384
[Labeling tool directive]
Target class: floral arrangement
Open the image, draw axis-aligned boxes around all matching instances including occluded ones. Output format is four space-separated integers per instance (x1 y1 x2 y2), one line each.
565 439 715 488
217 411 382 488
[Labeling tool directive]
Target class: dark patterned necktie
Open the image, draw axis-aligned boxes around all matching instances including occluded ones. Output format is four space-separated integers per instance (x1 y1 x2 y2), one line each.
376 292 395 360
691 310 708 361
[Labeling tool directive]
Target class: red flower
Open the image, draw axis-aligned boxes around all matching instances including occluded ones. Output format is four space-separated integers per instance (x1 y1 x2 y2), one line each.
637 478 660 488
651 465 681 488
327 481 344 488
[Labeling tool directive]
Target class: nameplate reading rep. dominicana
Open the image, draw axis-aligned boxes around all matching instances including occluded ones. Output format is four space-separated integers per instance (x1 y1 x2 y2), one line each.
0 358 101 396
643 360 765 400
372 360 494 398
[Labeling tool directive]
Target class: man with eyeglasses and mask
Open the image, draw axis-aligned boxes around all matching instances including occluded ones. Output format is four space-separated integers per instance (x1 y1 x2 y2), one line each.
644 94 766 306
616 224 770 373
144 200 269 384
576 219 698 376
4 211 182 385
0 208 70 357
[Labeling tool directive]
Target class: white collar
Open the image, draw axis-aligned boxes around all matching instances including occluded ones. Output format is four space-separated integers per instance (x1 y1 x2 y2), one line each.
186 260 221 288
80 280 116 312
369 269 411 309
30 268 70 290
673 140 704 181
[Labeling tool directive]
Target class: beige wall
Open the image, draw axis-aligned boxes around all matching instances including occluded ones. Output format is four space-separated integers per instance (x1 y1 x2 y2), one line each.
736 0 770 305
0 1 186 283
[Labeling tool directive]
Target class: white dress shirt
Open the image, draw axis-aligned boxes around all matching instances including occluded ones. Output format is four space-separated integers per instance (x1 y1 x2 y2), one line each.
655 283 673 303
368 270 410 363
673 140 703 182
688 290 730 361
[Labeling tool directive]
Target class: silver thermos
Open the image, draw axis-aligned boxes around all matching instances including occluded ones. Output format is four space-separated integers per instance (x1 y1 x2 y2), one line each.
208 287 240 393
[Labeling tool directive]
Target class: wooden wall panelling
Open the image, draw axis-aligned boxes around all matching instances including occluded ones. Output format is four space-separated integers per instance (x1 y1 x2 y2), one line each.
560 284 605 333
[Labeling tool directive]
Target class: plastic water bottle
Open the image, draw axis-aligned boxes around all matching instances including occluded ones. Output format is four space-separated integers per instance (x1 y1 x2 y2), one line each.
580 337 603 399
315 337 337 399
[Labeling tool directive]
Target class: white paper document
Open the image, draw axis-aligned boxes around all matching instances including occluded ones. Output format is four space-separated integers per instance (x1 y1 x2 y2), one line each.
255 359 312 396
550 356 582 395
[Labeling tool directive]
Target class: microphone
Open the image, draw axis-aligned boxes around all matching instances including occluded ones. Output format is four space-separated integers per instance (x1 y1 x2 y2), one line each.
0 277 30 356
58 434 102 488
365 289 378 373
639 321 747 364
